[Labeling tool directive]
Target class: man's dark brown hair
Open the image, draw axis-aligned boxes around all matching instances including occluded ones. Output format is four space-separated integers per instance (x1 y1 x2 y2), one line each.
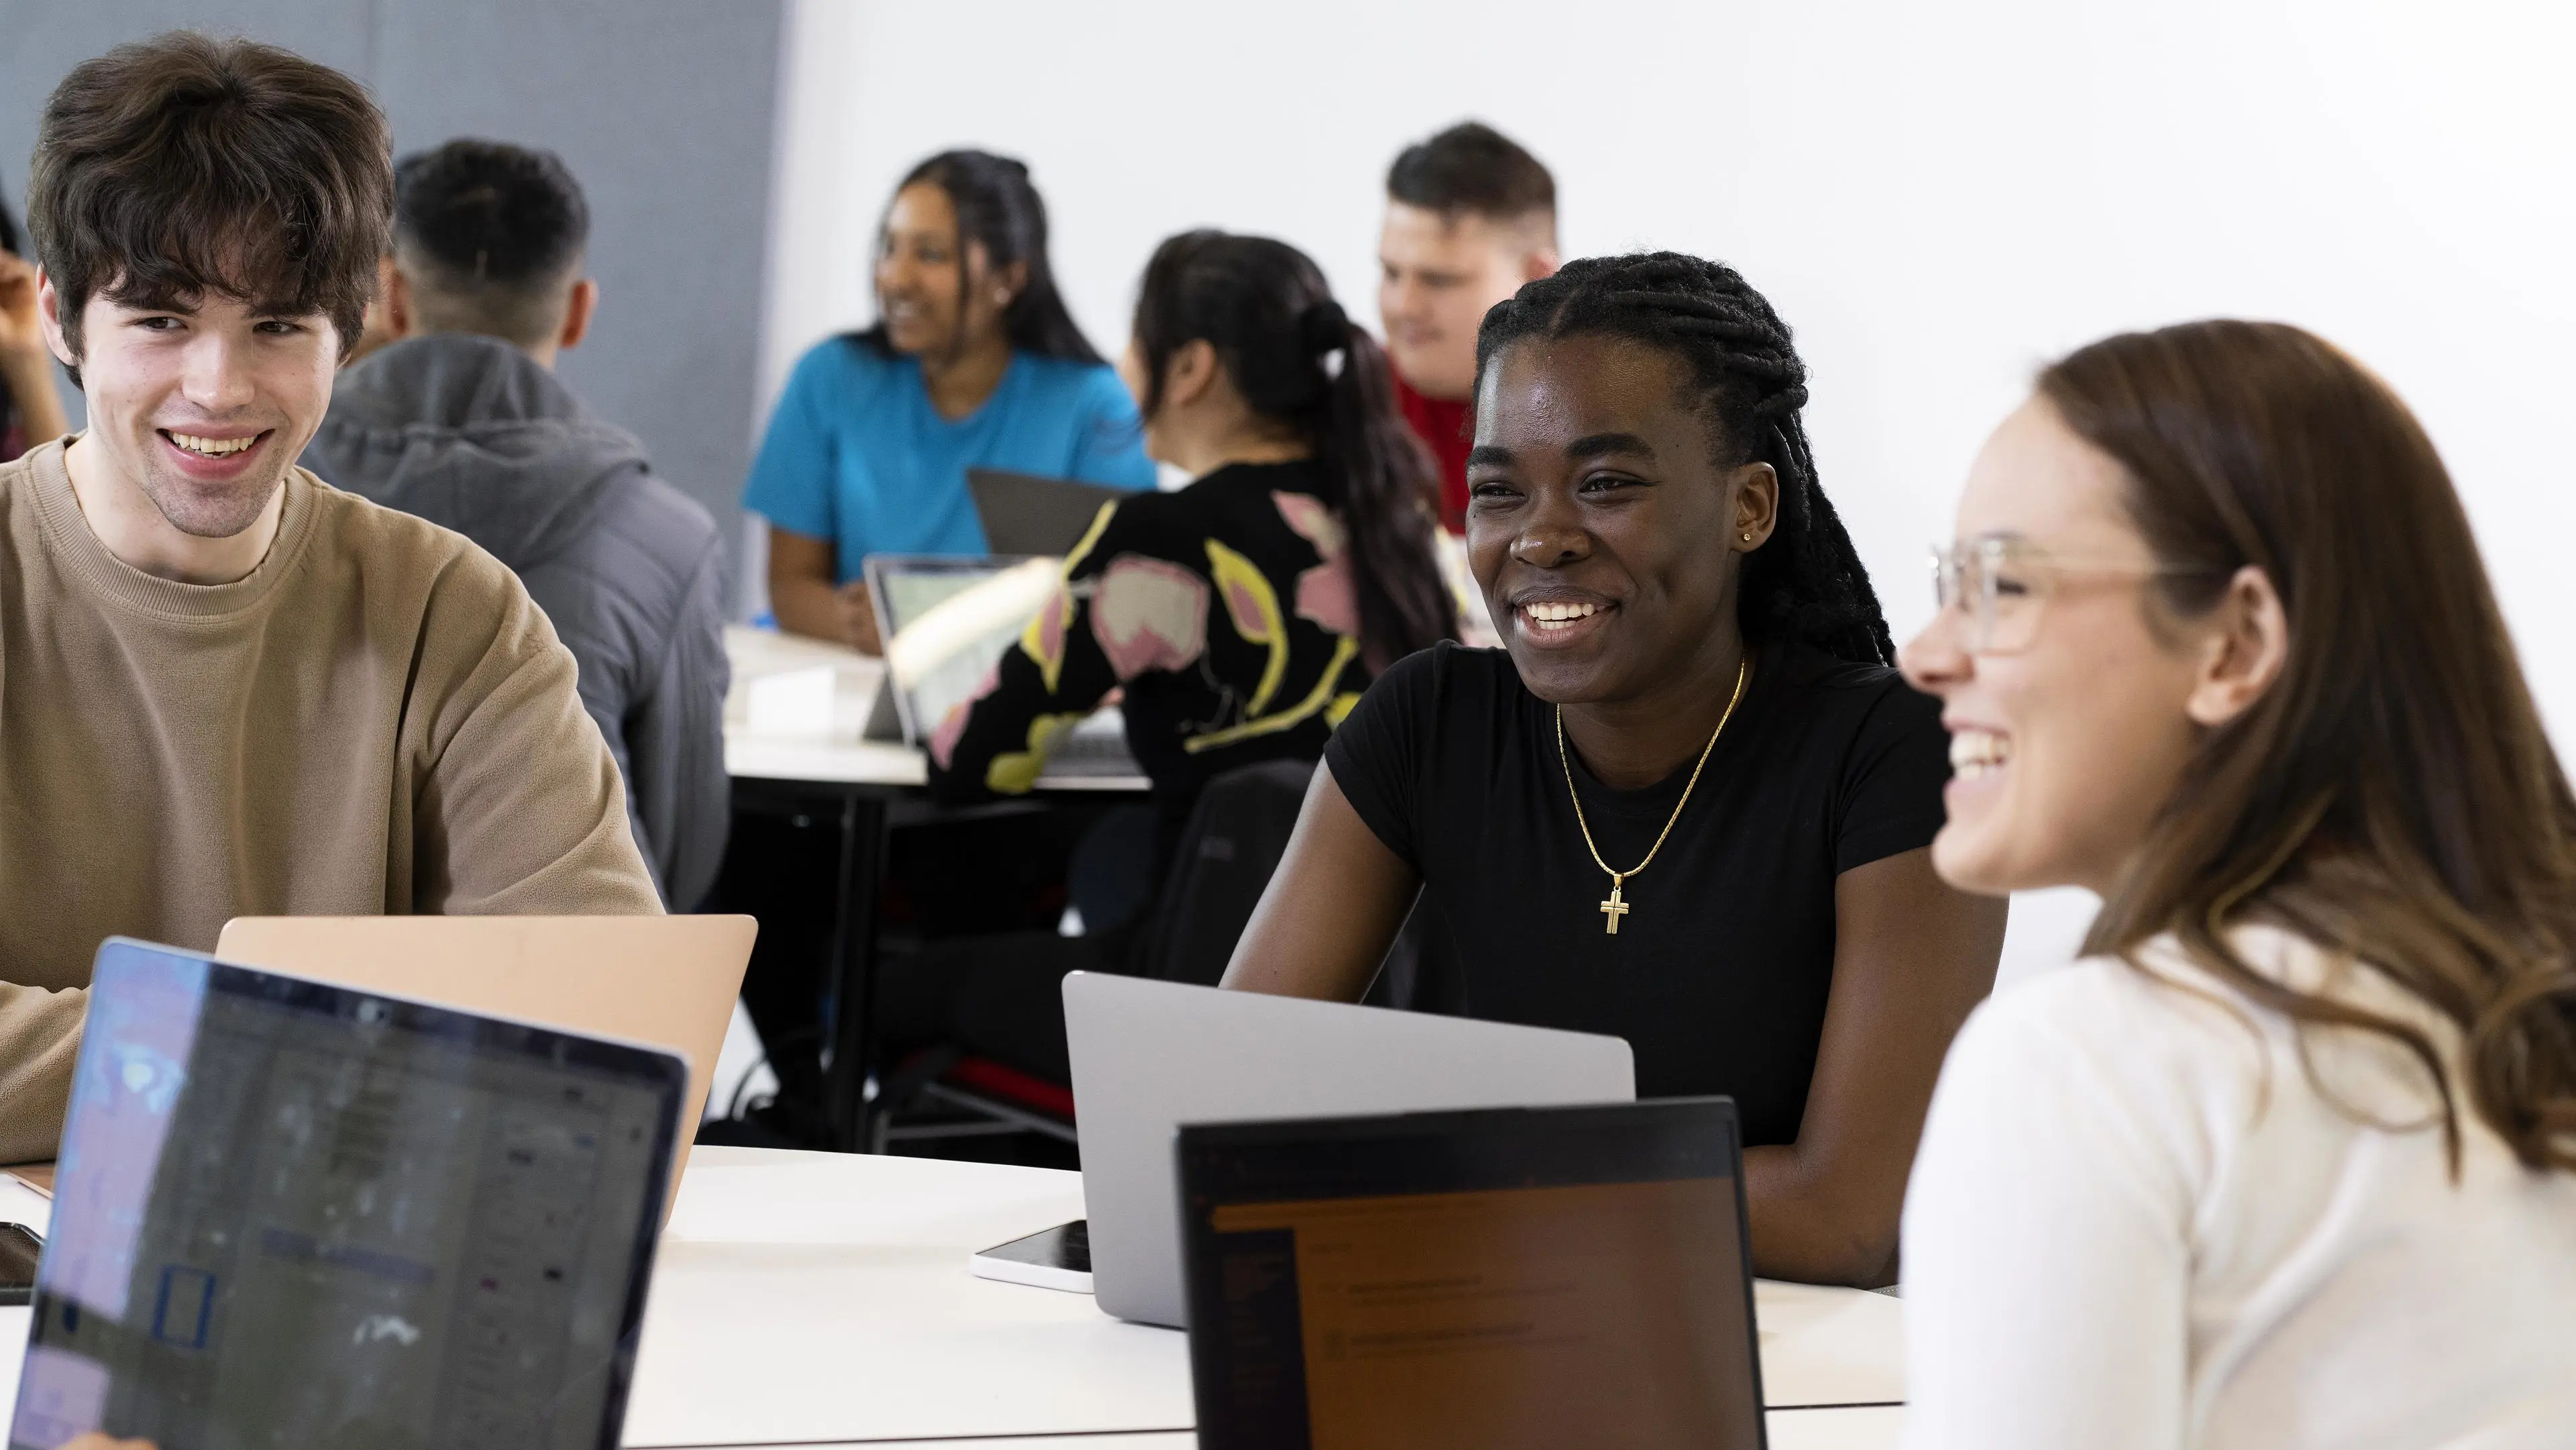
28 31 392 374
1386 121 1557 238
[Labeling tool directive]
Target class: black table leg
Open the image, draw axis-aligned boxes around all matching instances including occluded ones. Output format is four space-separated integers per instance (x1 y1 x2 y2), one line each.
823 790 890 1150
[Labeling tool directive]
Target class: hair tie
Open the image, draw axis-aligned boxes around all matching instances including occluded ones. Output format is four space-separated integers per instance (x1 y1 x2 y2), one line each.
1297 299 1350 374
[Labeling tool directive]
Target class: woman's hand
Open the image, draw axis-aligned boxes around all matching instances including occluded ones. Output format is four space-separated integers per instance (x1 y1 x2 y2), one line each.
766 525 883 656
835 579 883 656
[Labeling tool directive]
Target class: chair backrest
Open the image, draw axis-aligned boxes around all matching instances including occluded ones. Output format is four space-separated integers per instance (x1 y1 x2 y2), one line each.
1138 757 1468 1009
1139 758 1316 986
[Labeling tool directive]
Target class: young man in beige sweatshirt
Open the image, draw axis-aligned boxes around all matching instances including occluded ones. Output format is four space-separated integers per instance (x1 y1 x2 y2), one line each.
0 33 661 1163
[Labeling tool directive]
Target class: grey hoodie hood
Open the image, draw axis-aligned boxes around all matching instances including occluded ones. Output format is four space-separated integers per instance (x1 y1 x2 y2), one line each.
306 333 653 574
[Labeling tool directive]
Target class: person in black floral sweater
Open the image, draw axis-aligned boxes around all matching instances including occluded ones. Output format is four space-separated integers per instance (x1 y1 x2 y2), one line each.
888 230 1454 1080
930 229 1453 811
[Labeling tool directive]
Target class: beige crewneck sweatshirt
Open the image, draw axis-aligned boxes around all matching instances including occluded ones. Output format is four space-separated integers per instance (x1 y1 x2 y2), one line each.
0 438 660 1161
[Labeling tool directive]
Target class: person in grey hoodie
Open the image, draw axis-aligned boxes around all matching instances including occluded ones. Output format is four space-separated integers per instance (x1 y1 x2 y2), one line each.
305 140 729 909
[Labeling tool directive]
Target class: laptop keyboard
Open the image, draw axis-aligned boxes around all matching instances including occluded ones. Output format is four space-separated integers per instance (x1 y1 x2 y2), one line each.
1045 709 1140 777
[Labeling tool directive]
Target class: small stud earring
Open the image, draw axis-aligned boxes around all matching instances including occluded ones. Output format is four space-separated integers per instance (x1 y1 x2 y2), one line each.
1739 531 1754 543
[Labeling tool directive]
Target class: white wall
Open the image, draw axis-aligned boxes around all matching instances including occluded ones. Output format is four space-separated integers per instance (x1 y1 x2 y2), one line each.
763 0 2576 978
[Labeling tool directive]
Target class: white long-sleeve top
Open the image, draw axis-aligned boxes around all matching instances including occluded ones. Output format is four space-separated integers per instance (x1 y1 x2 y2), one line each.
1900 925 2576 1449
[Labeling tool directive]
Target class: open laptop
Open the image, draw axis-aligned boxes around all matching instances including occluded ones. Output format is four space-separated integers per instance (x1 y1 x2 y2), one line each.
11 938 685 1449
214 915 754 1219
861 554 1140 777
979 974 1633 1328
967 468 1128 556
1179 1098 1766 1450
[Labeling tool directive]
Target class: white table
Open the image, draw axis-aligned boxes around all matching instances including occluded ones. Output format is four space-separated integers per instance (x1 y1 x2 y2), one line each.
0 1151 1907 1446
723 625 1148 792
627 1148 1903 1447
720 627 1150 1146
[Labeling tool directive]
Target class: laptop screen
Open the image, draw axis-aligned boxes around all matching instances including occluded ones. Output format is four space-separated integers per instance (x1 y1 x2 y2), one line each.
11 940 684 1450
1179 1100 1762 1450
866 555 1061 745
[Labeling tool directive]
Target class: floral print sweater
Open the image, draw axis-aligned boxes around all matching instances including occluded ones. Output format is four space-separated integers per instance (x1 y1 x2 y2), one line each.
926 458 1369 814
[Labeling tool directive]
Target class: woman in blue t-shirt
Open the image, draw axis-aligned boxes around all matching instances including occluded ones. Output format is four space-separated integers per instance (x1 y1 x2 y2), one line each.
747 150 1155 652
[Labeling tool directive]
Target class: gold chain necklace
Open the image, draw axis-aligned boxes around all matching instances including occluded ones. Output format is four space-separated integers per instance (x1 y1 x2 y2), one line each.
1556 656 1751 936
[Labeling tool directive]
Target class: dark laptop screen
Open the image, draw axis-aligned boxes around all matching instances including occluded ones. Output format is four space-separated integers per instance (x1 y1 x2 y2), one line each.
1179 1099 1763 1450
11 941 683 1450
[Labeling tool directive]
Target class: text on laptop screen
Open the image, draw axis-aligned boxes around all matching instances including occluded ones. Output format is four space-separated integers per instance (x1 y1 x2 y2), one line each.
13 945 676 1450
1181 1104 1760 1450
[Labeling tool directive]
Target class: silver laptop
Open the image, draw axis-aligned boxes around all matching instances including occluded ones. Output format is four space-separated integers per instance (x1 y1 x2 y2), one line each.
1048 974 1635 1329
13 938 686 1449
859 553 1139 777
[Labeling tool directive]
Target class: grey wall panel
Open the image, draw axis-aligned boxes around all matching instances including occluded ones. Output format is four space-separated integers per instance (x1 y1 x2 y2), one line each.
366 0 782 580
0 0 784 600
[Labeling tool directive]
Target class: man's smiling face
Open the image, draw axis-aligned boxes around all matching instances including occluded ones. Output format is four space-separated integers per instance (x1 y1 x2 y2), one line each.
56 281 337 539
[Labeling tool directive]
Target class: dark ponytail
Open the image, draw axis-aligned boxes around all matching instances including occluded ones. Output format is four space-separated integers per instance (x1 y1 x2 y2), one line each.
1132 230 1455 669
855 149 1102 365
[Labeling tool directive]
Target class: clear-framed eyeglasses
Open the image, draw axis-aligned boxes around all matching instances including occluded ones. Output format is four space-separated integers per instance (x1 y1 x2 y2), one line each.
1928 536 2220 656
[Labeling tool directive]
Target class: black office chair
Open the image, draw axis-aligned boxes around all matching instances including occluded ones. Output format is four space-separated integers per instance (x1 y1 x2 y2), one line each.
871 758 1452 1153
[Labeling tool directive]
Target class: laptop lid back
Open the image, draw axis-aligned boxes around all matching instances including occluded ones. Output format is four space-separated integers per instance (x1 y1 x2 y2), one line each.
1179 1099 1764 1450
213 915 754 1221
967 468 1126 557
1064 973 1634 1329
14 938 686 1449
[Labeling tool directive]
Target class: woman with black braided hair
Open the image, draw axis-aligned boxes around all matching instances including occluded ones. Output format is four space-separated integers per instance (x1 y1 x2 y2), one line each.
1224 252 2006 1286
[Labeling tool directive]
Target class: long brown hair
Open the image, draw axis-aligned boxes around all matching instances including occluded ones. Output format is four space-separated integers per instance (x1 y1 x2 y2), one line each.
2048 319 2576 1174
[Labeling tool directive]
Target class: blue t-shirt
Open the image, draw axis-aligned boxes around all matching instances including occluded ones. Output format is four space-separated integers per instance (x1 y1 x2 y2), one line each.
743 337 1156 578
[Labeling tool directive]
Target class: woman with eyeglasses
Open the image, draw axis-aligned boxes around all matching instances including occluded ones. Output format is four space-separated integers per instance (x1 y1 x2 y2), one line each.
1222 253 2009 1287
1897 321 2576 1446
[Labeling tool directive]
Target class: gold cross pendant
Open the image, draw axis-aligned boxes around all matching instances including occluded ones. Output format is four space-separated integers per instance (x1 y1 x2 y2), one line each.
1599 880 1631 935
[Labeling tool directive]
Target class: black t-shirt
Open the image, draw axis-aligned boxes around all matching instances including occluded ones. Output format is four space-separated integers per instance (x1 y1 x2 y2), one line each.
1325 640 1950 1145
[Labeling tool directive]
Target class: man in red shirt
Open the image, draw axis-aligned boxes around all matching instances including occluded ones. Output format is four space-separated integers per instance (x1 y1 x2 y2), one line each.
1378 123 1560 533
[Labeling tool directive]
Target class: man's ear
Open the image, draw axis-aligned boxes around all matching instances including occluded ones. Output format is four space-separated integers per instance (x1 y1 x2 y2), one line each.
2184 565 2289 728
558 278 598 352
35 268 77 370
1523 245 1560 283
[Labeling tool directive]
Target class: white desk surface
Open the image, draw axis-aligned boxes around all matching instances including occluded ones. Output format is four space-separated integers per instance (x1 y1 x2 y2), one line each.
0 1150 1907 1447
724 625 1148 792
629 1149 1904 1446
